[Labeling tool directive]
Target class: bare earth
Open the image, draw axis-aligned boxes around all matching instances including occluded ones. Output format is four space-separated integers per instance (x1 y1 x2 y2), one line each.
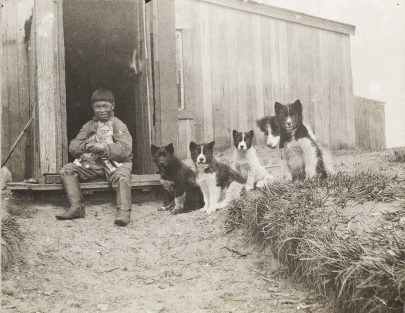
2 148 404 313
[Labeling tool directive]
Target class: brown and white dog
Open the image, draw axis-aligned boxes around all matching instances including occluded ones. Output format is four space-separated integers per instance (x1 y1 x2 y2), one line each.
231 130 274 190
189 141 246 214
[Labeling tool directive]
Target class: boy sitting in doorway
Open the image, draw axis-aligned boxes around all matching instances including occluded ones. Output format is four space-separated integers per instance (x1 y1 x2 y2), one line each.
55 89 133 226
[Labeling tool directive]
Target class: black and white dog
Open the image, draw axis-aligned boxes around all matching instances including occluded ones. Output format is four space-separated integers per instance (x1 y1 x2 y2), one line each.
231 130 273 190
189 141 246 214
151 143 204 214
257 100 334 181
256 115 316 149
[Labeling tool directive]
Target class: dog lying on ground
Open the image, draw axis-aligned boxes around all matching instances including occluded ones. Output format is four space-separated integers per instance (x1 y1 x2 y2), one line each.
151 144 204 214
231 130 273 190
257 100 334 181
189 141 246 214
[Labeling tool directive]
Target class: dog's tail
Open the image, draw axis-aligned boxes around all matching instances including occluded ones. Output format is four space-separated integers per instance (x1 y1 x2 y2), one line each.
320 147 335 175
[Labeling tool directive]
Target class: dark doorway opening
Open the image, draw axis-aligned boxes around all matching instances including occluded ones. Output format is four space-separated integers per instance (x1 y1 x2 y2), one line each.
63 0 137 170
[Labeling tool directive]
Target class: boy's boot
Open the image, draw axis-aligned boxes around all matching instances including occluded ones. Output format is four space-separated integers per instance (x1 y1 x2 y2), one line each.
56 174 85 220
114 179 132 226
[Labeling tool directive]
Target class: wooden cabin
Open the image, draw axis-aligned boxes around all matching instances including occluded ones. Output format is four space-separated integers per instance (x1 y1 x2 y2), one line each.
1 0 386 185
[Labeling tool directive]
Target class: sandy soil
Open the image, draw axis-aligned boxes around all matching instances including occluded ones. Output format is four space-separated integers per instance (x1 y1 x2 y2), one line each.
2 148 404 313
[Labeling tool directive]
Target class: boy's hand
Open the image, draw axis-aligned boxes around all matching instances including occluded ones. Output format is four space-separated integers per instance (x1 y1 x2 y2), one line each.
88 143 107 154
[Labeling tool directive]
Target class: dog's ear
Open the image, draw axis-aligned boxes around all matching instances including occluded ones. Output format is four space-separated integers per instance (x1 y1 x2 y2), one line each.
189 141 198 151
232 130 238 138
292 99 302 113
208 141 215 151
165 143 174 155
256 117 266 131
269 116 280 134
274 102 283 116
247 130 254 138
151 144 158 154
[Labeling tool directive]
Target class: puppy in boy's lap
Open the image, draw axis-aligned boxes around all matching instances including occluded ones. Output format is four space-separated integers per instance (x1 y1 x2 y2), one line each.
151 143 204 214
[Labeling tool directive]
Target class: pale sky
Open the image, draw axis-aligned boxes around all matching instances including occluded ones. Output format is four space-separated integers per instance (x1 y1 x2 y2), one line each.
263 0 405 147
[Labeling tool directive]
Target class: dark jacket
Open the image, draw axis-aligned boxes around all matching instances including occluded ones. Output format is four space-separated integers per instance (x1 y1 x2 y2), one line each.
69 116 133 163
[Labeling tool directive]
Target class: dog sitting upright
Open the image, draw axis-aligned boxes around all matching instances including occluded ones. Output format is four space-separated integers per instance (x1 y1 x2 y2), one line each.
189 141 246 214
256 115 309 180
151 143 204 214
274 99 335 180
231 130 273 190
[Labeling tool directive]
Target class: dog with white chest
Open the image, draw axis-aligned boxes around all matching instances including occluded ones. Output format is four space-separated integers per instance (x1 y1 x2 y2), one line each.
189 141 246 214
257 100 334 181
231 130 274 190
275 99 335 180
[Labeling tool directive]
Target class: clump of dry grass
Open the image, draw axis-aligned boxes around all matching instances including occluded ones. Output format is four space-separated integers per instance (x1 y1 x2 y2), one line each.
389 148 405 163
228 171 405 313
1 211 23 272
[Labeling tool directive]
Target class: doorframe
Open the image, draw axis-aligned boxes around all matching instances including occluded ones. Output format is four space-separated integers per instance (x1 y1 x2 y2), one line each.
150 0 179 149
33 0 67 181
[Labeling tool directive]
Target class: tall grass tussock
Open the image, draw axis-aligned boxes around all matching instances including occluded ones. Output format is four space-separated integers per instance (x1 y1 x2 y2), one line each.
1 211 23 273
389 148 405 163
228 171 405 313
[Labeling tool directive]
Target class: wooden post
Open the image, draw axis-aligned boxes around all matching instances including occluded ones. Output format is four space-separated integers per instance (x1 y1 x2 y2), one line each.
152 0 178 147
34 0 67 178
134 0 155 174
0 0 2 171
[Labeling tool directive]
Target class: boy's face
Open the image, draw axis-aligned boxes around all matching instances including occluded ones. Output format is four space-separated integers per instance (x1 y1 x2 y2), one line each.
92 101 114 121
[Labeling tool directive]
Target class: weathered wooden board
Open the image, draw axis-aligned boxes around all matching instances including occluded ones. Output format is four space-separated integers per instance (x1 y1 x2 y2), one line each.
152 0 178 147
1 0 33 181
134 0 154 174
7 174 161 191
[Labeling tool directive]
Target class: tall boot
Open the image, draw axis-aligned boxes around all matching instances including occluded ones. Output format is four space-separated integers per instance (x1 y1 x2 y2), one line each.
56 174 85 220
114 179 132 226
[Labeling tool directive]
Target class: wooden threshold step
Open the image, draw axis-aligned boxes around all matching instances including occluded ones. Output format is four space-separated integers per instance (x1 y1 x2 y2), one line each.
7 174 161 191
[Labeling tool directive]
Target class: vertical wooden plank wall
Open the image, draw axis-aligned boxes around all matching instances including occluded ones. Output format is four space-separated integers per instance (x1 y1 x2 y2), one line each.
354 96 385 150
1 0 32 181
174 0 361 155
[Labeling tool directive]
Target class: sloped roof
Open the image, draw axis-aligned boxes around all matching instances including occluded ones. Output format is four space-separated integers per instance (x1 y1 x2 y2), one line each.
201 0 356 35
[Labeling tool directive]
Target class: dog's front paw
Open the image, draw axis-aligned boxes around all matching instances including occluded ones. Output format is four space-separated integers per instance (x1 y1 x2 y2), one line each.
245 184 254 191
171 204 185 215
256 180 266 189
216 201 228 209
158 201 175 211
206 206 217 215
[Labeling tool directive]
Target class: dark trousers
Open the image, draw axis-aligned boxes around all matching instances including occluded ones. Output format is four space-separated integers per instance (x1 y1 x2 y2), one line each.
60 162 132 187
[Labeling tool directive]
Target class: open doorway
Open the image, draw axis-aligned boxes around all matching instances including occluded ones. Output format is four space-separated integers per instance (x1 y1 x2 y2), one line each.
63 0 137 170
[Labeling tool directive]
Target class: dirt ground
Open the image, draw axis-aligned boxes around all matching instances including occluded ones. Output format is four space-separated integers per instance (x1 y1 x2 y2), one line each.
2 148 404 313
